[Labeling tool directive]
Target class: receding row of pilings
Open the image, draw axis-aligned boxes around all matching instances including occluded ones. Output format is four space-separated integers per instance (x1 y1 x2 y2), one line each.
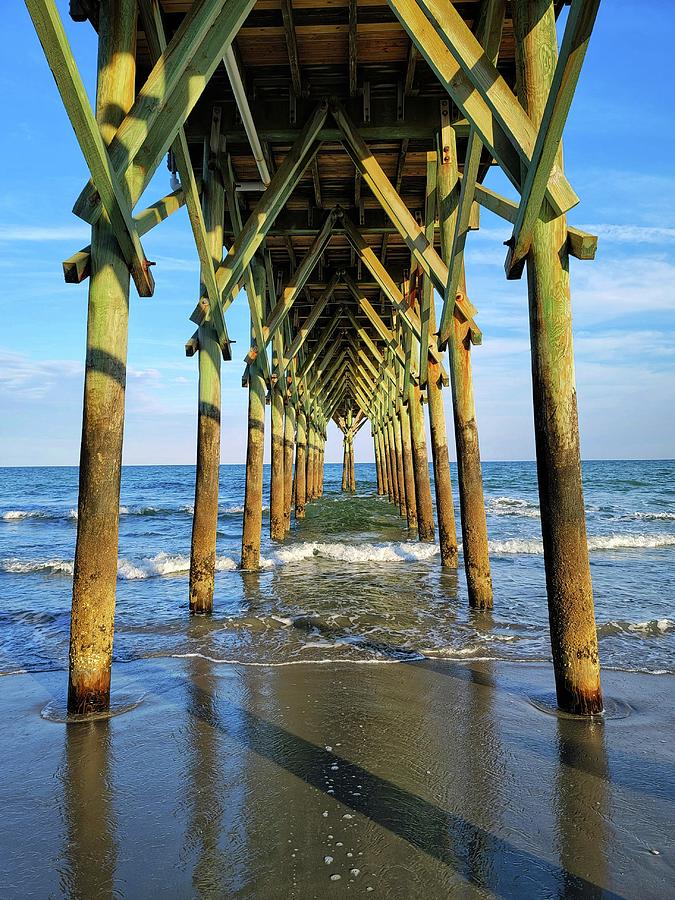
64 0 601 718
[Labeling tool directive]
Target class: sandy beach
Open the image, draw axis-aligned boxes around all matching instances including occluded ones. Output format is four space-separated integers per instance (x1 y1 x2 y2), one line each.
1 657 672 898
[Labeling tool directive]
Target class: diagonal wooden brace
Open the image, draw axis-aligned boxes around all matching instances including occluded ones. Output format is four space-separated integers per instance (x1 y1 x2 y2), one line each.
26 0 154 296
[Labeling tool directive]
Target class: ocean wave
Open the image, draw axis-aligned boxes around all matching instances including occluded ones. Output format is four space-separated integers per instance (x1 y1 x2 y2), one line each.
598 618 674 637
630 511 675 521
1 558 74 575
118 553 238 579
264 540 440 566
220 504 268 515
487 496 540 519
489 533 675 555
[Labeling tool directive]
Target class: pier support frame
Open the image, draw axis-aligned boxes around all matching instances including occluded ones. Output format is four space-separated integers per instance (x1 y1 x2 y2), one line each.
189 140 225 614
386 417 400 507
408 385 435 542
373 426 384 494
513 0 602 715
399 400 418 529
438 124 492 606
283 399 295 532
270 378 286 540
68 0 136 714
241 262 268 570
295 406 307 518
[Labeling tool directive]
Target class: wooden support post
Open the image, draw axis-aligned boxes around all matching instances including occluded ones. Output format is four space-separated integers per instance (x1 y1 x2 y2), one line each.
386 417 400 507
189 132 225 613
316 429 325 496
438 121 493 606
349 437 356 493
408 385 435 542
428 361 457 566
399 399 418 529
68 0 136 714
424 150 458 566
373 427 384 494
306 420 315 501
270 382 286 541
241 261 267 571
295 406 307 518
392 407 407 518
379 423 391 500
513 0 602 716
342 436 349 491
283 399 295 533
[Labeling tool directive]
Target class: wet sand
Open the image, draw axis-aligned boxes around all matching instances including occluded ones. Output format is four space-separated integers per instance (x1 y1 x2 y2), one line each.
1 658 673 899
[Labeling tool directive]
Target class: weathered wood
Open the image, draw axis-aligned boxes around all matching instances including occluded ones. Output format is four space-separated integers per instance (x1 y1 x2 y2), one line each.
241 260 268 571
399 399 417 529
280 0 302 96
189 135 225 614
270 327 286 540
73 0 257 228
295 405 307 518
408 383 435 542
342 216 450 369
438 0 504 346
283 400 296 532
348 0 358 97
387 0 578 216
506 0 601 278
513 0 602 716
425 155 458 566
438 128 492 606
63 183 191 283
333 103 481 343
26 0 154 297
191 102 328 336
67 0 136 714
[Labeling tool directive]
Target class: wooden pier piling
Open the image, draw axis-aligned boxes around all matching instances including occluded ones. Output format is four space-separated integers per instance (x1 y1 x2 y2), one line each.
399 400 418 529
438 127 492 606
241 262 267 571
189 140 225 614
283 400 295 532
67 0 136 714
513 0 602 715
294 406 307 519
408 386 435 542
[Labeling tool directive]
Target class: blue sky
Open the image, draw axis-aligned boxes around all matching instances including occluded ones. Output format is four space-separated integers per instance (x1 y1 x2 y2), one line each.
1 1 673 466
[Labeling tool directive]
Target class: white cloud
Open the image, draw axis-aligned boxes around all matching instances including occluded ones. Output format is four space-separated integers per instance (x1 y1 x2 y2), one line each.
0 223 90 242
578 223 675 244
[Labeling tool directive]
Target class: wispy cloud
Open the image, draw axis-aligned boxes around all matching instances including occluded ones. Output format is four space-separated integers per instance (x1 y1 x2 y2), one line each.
0 223 90 242
579 223 675 244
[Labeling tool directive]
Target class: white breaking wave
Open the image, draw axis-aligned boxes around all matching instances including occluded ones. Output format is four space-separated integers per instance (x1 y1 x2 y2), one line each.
489 533 675 555
117 552 238 579
487 496 540 519
1 558 74 575
599 618 673 637
263 540 440 566
631 511 675 521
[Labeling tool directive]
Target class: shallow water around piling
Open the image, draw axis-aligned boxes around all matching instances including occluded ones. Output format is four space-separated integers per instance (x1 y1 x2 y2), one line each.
1 460 674 677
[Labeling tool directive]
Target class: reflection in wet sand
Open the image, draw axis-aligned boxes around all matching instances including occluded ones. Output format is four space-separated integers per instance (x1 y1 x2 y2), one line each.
59 720 117 900
554 717 610 899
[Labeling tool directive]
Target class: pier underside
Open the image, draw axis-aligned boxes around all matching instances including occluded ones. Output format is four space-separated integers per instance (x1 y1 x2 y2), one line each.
26 0 604 717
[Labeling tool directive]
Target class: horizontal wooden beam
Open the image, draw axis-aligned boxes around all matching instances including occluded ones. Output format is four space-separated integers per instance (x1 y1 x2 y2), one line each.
473 182 597 261
63 180 196 283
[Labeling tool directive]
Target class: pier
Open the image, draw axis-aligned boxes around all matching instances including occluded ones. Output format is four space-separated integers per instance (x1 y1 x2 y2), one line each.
26 0 602 717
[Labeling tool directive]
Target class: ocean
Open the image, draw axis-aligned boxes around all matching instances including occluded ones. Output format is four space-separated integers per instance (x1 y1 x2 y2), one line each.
1 460 673 679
